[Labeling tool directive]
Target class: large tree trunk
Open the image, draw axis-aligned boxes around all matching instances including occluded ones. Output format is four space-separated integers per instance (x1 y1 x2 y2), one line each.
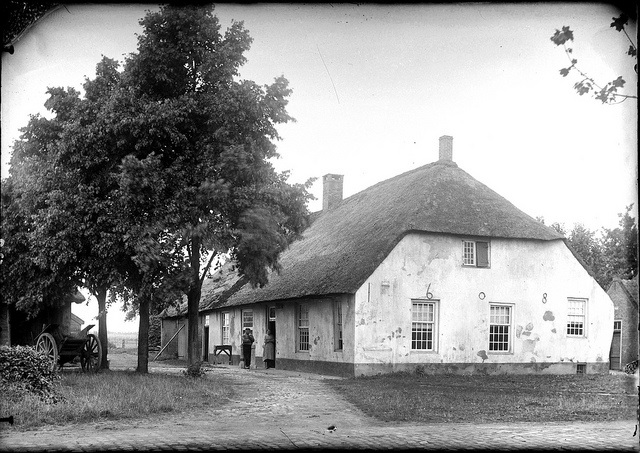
187 237 202 366
96 286 109 369
136 296 150 373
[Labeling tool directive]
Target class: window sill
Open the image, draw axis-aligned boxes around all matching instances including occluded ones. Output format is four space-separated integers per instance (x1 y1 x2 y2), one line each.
410 350 437 354
488 351 513 355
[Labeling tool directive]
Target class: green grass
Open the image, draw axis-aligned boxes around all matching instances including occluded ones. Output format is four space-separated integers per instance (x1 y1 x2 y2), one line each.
1 369 235 431
326 372 638 423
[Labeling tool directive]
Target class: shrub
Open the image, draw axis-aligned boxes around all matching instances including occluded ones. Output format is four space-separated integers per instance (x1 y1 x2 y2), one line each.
0 345 63 403
148 315 161 349
182 361 206 378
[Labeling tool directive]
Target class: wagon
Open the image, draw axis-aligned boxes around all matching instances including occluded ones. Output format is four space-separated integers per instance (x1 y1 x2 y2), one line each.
35 324 102 372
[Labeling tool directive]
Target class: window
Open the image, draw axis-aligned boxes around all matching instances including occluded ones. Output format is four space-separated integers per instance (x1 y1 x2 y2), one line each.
613 320 621 331
298 304 309 351
204 315 210 326
489 304 512 352
462 240 490 267
334 301 343 351
412 300 437 350
242 310 253 330
567 298 586 337
221 312 230 344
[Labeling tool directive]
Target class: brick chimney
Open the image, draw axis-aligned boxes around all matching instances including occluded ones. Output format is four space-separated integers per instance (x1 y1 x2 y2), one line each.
439 135 453 161
322 174 344 211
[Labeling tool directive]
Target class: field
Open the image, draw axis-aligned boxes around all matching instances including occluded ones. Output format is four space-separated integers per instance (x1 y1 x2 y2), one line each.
3 347 637 431
1 370 235 431
107 332 139 350
327 372 638 423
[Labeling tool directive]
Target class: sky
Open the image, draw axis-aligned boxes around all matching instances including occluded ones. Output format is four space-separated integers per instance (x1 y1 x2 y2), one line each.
1 3 637 332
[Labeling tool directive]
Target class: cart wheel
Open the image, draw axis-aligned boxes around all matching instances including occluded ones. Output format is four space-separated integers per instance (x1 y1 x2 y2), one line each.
81 334 102 373
36 333 59 372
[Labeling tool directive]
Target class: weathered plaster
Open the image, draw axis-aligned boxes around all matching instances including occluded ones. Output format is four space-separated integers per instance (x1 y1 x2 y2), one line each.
351 232 614 375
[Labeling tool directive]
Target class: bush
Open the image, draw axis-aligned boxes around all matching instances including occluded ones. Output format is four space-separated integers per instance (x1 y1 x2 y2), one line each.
0 345 63 403
149 315 161 349
182 361 206 378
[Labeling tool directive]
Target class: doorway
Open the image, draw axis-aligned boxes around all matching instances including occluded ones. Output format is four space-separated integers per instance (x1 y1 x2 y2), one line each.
267 306 276 368
203 325 209 362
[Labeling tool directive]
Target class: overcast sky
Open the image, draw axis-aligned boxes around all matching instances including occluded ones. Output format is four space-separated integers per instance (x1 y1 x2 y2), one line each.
1 3 637 332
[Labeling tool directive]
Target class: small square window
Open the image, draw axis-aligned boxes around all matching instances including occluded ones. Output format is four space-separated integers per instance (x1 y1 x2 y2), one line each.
463 240 490 268
576 363 586 374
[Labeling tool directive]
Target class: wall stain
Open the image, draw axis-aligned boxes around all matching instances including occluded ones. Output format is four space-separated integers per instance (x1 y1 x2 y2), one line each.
396 327 403 334
522 339 538 353
551 328 557 333
453 347 457 350
522 331 531 337
516 325 523 338
543 311 555 321
530 357 536 362
477 350 488 362
596 355 603 362
359 318 366 326
525 322 534 331
458 344 465 351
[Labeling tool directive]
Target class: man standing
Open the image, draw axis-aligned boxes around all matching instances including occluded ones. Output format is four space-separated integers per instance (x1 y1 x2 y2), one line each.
242 328 255 369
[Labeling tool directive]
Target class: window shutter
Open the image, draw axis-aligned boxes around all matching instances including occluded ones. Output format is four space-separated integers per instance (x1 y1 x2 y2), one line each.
476 241 489 267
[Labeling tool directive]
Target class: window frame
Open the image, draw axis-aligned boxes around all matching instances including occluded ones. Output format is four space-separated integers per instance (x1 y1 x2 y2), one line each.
462 239 490 268
297 304 310 352
411 299 439 352
242 309 254 331
566 298 587 337
221 312 230 345
488 303 513 353
613 320 621 332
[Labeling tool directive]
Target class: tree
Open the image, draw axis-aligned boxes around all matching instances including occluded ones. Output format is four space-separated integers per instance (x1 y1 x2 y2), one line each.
550 13 637 104
566 223 605 284
111 5 313 369
537 207 638 289
2 5 312 372
1 56 144 368
600 204 638 285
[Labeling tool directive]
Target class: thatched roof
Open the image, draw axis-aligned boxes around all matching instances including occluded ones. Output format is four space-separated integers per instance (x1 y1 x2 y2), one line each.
209 159 563 308
159 261 247 318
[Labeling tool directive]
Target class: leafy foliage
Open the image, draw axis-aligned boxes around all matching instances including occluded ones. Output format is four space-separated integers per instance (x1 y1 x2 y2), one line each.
0 345 63 403
148 315 161 349
182 361 207 378
539 205 638 288
550 13 637 103
2 5 313 372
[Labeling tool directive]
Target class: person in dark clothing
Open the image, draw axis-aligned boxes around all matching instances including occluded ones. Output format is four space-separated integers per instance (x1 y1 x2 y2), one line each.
242 328 255 369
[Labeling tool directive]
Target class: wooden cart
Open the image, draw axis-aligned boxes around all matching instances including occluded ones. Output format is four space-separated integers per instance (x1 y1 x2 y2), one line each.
35 324 102 372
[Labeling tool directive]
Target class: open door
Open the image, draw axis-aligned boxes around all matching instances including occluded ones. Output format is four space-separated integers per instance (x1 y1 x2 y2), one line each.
268 306 276 368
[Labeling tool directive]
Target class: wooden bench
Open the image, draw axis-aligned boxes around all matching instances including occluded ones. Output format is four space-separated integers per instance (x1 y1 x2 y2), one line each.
213 345 232 364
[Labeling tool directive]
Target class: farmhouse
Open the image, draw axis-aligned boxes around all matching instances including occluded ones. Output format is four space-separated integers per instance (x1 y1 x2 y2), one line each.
161 136 614 376
607 276 638 370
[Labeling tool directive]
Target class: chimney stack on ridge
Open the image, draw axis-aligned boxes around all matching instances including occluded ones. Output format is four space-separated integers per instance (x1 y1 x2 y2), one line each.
322 174 344 211
439 135 453 161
